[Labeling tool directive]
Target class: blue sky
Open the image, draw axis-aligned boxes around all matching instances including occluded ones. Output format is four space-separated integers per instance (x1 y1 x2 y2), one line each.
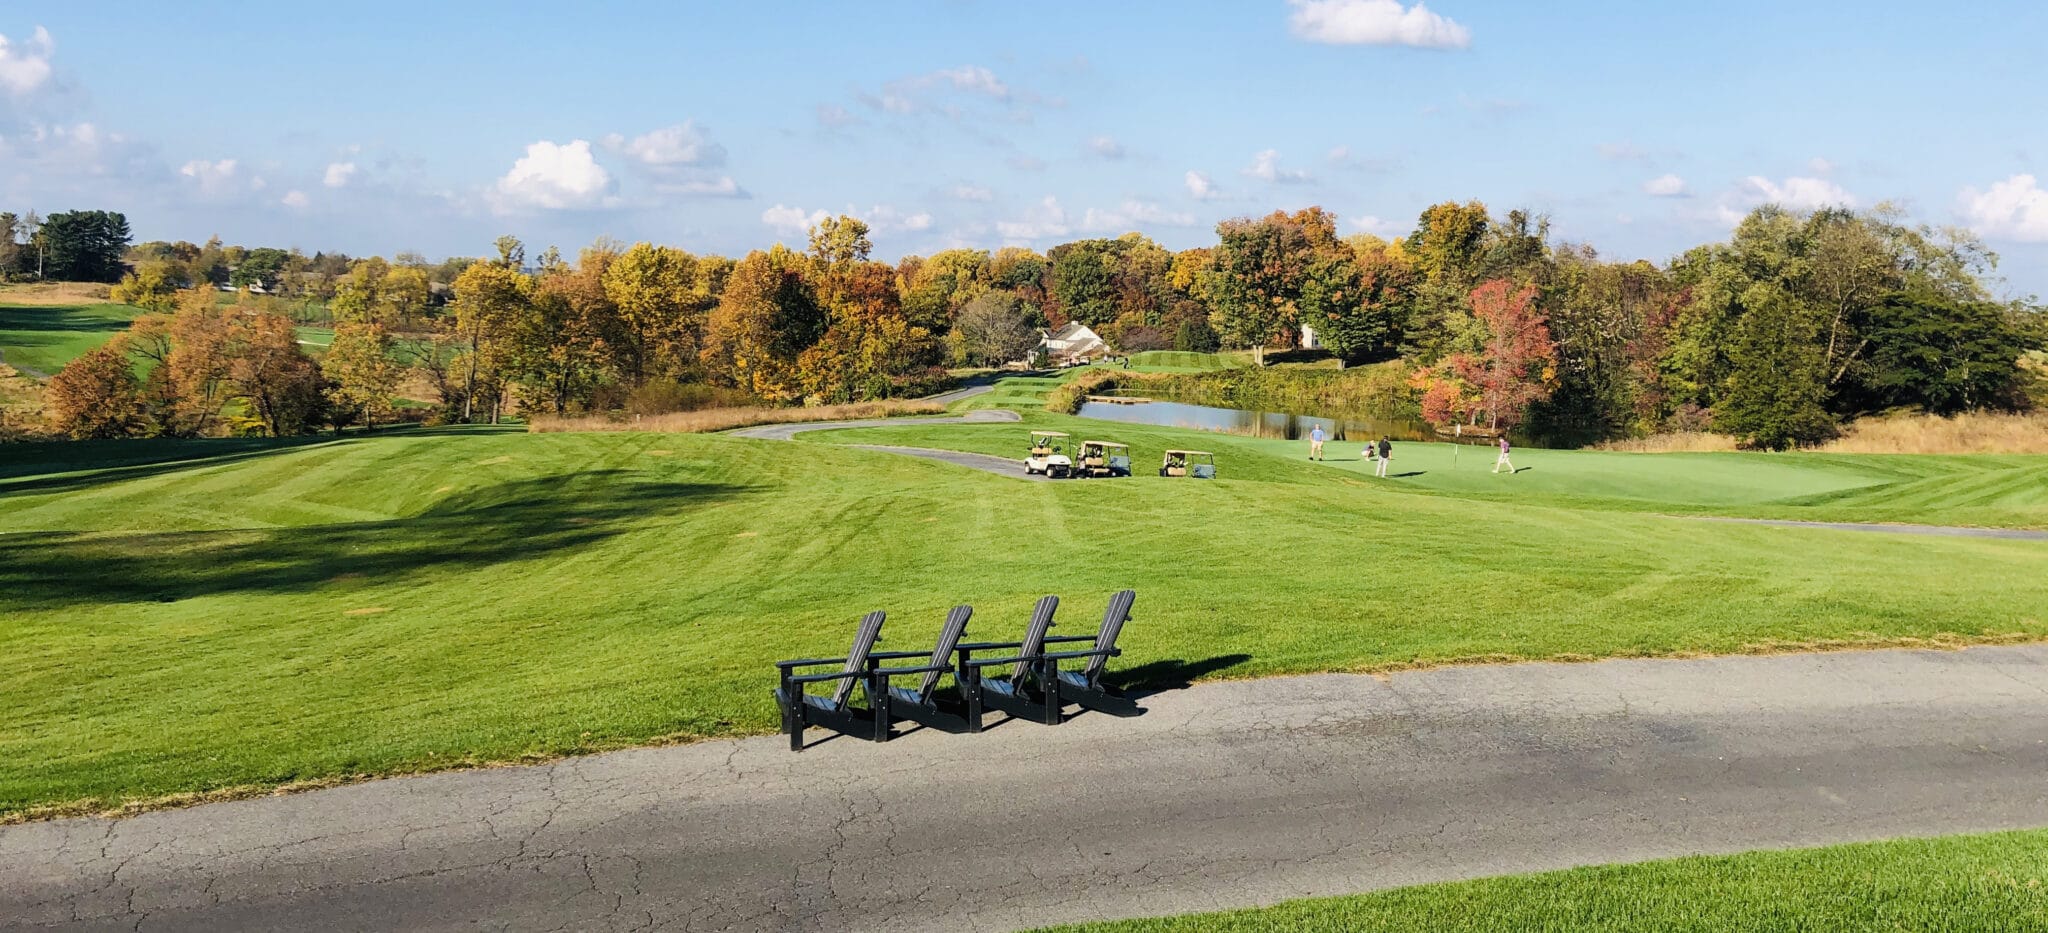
5 1 2046 296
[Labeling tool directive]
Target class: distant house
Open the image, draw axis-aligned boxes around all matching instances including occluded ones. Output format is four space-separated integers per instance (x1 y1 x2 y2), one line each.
1299 324 1321 350
1040 322 1107 364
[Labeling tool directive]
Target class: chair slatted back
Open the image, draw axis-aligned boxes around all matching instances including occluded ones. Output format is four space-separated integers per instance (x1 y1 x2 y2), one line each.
1009 595 1059 688
831 611 887 709
1083 590 1136 682
917 605 973 700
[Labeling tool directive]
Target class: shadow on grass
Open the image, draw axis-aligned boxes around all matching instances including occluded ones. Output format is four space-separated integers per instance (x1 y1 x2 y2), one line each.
0 305 133 333
0 435 353 495
0 472 752 609
1109 653 1254 697
1391 471 1428 478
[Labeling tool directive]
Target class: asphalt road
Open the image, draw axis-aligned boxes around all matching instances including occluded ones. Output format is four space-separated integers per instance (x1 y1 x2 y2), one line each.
6 645 2047 932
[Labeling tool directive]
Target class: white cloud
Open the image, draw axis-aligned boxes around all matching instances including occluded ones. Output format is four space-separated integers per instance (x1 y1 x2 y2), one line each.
600 122 726 168
1185 170 1220 200
281 190 310 209
1346 214 1406 237
1286 0 1471 50
655 176 746 198
489 139 616 212
1643 174 1688 197
996 196 1073 241
1089 135 1125 159
179 158 244 196
323 161 358 188
928 65 1009 99
950 184 993 202
1739 175 1856 210
761 204 933 237
0 26 55 96
1244 149 1313 184
1808 156 1836 175
1714 174 1857 226
1082 199 1195 233
816 104 860 128
1960 174 2048 242
762 204 831 236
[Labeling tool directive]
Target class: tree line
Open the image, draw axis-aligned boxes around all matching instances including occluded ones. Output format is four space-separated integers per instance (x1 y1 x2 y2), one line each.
26 199 2047 448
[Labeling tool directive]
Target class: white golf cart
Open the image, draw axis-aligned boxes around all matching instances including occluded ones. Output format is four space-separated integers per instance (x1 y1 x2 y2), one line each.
1160 449 1217 479
1025 430 1074 478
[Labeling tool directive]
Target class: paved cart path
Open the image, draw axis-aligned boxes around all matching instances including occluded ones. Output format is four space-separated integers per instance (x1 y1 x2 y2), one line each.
6 645 2048 932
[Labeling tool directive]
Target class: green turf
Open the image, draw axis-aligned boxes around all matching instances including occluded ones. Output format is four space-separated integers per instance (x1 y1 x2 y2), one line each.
0 302 140 377
1038 829 2048 932
1 381 2045 816
1116 351 1251 373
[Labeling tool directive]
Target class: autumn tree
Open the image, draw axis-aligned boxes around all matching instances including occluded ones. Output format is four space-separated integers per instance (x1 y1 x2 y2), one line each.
451 261 532 422
808 215 872 266
1208 208 1342 363
323 322 401 428
703 246 825 403
600 242 705 383
46 346 142 439
110 261 183 313
1460 280 1557 430
947 292 1039 367
232 314 327 436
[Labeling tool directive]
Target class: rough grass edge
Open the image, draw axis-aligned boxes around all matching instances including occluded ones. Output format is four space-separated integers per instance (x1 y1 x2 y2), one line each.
1597 411 2048 455
7 630 2042 827
527 399 947 434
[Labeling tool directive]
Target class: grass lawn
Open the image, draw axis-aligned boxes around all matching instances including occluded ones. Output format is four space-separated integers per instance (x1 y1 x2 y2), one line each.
1119 350 1252 373
0 302 140 377
1 378 2045 818
1038 828 2048 932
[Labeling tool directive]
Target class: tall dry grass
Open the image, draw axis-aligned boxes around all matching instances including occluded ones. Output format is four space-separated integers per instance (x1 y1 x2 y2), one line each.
1593 432 1742 453
0 282 115 305
1818 412 2048 454
528 399 947 434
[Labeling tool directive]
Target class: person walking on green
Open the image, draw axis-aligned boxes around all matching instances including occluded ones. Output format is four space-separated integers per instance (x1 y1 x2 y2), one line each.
1308 424 1326 461
1375 436 1392 477
1493 435 1514 474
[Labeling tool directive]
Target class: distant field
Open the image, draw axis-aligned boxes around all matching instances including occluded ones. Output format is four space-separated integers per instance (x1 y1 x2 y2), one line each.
1042 828 2048 932
0 302 140 377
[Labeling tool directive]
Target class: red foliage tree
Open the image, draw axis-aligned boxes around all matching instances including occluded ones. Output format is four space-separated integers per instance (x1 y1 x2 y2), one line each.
1461 280 1557 430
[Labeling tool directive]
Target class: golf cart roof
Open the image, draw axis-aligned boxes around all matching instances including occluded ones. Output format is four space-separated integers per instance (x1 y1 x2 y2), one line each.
1031 430 1070 437
1084 440 1129 448
1163 449 1213 456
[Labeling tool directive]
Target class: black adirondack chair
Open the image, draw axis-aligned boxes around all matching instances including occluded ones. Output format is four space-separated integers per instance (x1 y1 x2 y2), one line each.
957 595 1063 727
773 610 887 751
869 605 976 734
1041 589 1140 716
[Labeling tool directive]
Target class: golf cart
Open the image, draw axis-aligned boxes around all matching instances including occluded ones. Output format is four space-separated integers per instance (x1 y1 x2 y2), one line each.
1159 449 1217 479
1077 441 1132 478
1025 430 1074 478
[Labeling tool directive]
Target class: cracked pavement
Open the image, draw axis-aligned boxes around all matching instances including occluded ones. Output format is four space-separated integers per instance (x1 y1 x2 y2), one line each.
4 645 2048 931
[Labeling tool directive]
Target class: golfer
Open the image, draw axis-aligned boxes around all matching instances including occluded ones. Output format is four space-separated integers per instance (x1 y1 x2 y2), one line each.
1308 424 1326 461
1493 435 1514 474
1375 436 1392 477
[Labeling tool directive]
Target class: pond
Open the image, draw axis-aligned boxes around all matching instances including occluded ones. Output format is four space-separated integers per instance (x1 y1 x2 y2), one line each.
1073 397 1439 443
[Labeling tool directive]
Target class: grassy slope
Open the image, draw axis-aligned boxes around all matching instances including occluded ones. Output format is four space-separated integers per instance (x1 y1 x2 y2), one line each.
2 408 2046 817
1119 351 1252 373
1040 829 2048 932
0 302 139 376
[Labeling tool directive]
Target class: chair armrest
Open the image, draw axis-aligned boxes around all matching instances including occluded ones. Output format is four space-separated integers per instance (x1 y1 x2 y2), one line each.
1040 647 1122 662
775 657 847 670
963 654 1039 669
1042 634 1095 645
867 649 931 660
958 640 1023 651
789 669 869 686
874 662 954 677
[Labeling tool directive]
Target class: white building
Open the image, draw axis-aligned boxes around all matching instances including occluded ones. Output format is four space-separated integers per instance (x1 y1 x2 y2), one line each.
1039 322 1108 363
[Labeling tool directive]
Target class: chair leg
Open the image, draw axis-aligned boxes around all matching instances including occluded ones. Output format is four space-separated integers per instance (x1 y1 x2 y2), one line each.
870 674 891 742
961 665 985 733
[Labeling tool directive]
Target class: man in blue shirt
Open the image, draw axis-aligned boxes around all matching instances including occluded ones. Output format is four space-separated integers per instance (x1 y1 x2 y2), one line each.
1308 424 1326 460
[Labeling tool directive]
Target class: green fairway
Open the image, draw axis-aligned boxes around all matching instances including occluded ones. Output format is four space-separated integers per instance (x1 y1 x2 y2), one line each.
1118 350 1251 372
1038 828 2048 932
2 386 2046 817
0 302 139 377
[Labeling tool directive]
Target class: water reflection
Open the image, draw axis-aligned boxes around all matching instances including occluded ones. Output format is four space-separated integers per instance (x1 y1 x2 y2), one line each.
1074 398 1434 442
